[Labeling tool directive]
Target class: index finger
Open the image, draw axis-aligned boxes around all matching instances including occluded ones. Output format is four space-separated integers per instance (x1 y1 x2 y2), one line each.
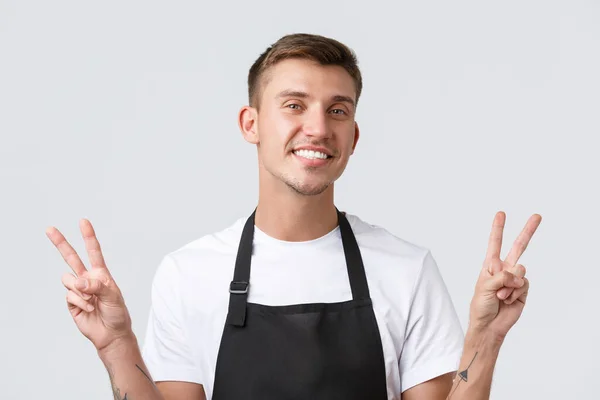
80 219 108 270
46 227 88 276
485 211 506 261
504 214 542 267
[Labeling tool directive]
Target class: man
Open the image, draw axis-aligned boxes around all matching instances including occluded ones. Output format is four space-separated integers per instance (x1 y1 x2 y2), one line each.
47 33 541 399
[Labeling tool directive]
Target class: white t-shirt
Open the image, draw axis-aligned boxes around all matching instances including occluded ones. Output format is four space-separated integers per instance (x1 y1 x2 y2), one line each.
141 213 465 400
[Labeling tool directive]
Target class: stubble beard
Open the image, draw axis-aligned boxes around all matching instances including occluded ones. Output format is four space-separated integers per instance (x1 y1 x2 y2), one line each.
278 168 333 196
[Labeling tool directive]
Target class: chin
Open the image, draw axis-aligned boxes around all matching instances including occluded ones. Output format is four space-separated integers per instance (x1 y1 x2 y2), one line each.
291 184 330 196
283 178 332 196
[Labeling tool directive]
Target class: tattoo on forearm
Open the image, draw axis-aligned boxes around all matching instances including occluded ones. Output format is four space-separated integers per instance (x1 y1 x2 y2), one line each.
112 387 128 400
136 364 156 387
107 365 128 400
106 363 156 400
448 352 478 399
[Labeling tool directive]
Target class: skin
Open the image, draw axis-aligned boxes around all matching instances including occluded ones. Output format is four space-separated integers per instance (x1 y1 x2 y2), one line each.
240 58 361 242
47 58 541 399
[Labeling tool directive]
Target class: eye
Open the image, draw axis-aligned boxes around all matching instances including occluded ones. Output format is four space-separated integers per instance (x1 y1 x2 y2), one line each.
286 103 302 110
330 109 347 115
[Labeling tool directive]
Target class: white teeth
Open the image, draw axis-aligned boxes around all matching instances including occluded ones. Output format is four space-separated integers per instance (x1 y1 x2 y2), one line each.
294 149 329 160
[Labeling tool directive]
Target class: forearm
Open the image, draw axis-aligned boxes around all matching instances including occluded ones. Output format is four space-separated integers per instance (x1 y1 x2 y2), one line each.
446 328 503 400
99 333 164 400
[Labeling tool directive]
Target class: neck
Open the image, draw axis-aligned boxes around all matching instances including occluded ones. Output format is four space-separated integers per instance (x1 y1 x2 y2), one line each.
255 186 339 242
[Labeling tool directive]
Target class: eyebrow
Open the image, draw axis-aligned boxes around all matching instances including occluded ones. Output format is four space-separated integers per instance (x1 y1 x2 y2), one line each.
275 90 356 108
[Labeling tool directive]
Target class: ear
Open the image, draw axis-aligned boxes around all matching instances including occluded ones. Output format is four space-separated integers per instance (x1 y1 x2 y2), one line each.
350 121 360 155
238 106 259 144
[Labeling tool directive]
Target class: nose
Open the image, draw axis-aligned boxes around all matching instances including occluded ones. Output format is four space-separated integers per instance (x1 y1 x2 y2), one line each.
302 108 331 139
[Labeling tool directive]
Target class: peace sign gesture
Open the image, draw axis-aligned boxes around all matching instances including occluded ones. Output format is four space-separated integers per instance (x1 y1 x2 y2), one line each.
469 211 542 339
46 219 133 353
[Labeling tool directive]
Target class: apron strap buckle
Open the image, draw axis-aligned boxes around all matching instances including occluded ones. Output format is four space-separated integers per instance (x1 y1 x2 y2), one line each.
229 281 249 294
227 281 249 327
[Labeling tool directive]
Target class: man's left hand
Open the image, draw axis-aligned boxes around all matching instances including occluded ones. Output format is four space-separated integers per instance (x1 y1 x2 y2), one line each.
469 211 542 340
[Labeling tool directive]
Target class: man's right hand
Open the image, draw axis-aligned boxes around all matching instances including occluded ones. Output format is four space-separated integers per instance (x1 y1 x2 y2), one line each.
47 219 134 354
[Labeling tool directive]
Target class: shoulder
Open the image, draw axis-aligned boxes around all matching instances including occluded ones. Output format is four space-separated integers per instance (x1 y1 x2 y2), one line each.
345 212 431 264
152 216 247 284
173 216 245 261
344 212 441 299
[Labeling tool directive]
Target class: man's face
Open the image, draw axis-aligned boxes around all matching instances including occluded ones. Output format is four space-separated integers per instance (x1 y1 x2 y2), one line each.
252 58 359 196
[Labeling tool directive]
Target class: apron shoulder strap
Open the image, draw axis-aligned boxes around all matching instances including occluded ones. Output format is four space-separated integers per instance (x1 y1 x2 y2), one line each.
337 209 371 301
226 209 255 327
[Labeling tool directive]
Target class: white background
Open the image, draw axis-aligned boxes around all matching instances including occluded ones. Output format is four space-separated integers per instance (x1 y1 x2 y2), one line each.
1 0 598 398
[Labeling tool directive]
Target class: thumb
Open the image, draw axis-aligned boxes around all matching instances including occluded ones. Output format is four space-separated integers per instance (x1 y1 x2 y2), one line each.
75 277 116 300
484 270 525 292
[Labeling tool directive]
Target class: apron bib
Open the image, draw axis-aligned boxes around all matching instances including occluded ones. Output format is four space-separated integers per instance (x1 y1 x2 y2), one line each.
212 209 388 399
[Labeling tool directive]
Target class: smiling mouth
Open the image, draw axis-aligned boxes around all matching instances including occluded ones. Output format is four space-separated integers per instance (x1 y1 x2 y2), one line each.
292 149 332 160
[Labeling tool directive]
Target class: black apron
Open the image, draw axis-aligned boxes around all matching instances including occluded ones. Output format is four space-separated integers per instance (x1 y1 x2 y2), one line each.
211 209 388 400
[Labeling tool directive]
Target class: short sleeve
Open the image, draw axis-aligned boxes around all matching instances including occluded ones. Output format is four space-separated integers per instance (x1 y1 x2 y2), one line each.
399 251 465 392
141 255 203 384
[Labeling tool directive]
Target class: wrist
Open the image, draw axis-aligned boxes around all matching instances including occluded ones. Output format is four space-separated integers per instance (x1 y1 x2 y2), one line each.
98 331 139 364
465 325 505 352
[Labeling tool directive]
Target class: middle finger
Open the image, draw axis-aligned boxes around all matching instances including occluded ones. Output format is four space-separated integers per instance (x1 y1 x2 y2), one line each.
504 214 542 267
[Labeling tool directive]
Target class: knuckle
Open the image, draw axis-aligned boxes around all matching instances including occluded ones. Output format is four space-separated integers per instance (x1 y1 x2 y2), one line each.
103 277 116 290
520 265 527 276
88 248 104 261
92 277 107 289
502 271 519 286
65 252 79 264
513 264 526 277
